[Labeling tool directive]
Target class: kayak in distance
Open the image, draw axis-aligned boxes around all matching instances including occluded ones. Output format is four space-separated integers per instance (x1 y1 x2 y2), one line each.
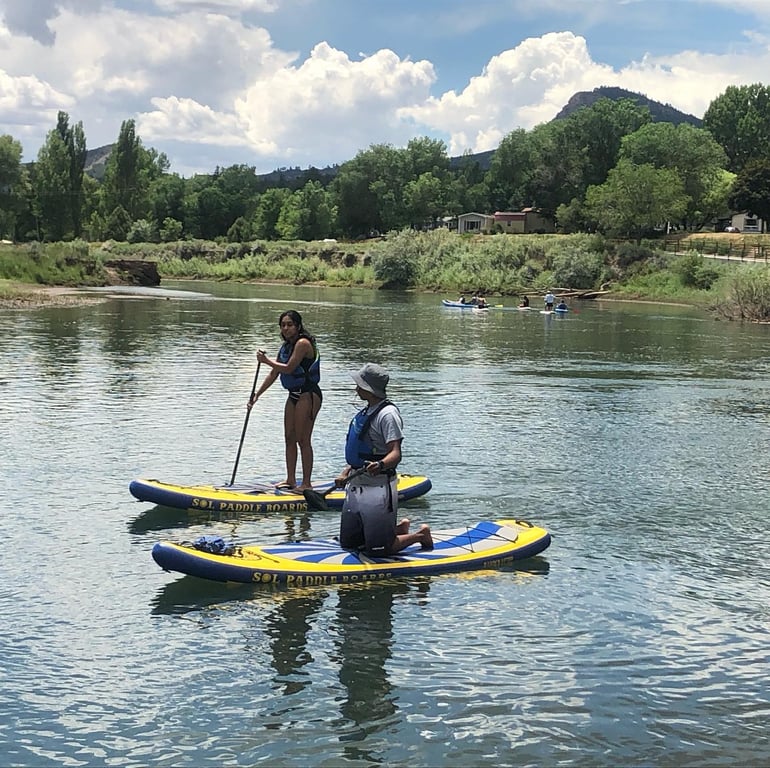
129 473 432 514
151 518 552 586
441 299 502 309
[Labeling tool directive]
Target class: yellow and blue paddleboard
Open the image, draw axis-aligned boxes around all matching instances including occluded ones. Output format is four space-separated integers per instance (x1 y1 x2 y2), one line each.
130 473 432 514
151 519 551 586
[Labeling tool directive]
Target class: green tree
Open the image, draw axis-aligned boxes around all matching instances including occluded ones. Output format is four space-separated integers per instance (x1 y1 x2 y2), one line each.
523 99 650 219
566 98 651 189
276 181 335 240
525 120 585 218
195 186 230 240
34 129 72 240
148 173 185 231
56 112 87 237
729 159 770 232
404 172 445 228
405 137 450 177
159 217 183 242
227 215 252 242
703 83 770 173
485 128 534 211
213 164 262 227
101 119 168 223
0 134 25 240
252 187 291 240
372 229 421 288
620 122 729 228
447 151 489 215
584 159 688 242
104 204 132 241
332 143 408 236
127 218 156 243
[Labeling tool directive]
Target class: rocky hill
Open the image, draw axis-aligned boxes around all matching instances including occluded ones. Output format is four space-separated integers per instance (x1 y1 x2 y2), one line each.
553 86 702 127
84 144 113 181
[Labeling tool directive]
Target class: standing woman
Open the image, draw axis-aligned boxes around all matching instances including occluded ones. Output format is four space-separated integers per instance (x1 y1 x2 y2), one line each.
249 310 322 491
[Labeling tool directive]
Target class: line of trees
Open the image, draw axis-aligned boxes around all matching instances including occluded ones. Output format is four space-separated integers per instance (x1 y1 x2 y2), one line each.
1 84 770 245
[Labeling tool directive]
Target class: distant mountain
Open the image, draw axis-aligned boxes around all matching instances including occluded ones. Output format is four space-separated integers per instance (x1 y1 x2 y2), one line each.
81 87 702 183
84 144 113 181
553 86 702 127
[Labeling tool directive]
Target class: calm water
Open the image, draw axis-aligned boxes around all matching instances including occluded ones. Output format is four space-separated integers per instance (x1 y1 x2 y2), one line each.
2 282 769 767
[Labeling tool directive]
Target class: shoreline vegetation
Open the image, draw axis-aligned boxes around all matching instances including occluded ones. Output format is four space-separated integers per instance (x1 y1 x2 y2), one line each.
2 230 770 320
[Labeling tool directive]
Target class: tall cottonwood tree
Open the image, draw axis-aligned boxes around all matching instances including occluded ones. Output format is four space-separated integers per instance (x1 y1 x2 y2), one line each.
0 134 25 239
34 130 71 240
57 112 87 237
100 119 169 236
33 112 87 240
704 83 770 173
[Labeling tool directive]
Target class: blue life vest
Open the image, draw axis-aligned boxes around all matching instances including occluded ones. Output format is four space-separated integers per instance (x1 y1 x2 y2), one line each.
344 400 396 467
278 334 321 391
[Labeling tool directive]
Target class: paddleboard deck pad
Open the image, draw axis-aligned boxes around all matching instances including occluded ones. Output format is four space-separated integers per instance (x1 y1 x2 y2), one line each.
152 519 551 585
130 473 432 513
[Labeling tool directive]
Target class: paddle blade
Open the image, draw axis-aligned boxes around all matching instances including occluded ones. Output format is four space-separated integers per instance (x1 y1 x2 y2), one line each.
303 488 330 511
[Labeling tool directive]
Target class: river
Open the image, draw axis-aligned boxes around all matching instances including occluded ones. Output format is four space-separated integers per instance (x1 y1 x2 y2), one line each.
1 281 769 767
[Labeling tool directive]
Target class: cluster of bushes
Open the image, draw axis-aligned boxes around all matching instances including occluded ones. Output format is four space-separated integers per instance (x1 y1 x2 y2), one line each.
0 240 106 286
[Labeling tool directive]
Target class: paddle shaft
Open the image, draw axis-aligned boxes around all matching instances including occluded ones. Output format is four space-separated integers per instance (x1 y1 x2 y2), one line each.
228 360 261 486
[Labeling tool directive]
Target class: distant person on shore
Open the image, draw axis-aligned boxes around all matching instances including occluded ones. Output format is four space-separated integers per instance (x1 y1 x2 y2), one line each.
544 291 555 310
248 310 322 491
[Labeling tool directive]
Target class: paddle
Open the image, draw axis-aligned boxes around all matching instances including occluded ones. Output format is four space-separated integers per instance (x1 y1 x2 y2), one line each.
228 361 261 486
303 465 369 511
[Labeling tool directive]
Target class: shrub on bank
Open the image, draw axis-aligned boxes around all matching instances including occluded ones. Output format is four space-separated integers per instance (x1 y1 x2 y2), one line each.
0 240 106 285
714 266 770 321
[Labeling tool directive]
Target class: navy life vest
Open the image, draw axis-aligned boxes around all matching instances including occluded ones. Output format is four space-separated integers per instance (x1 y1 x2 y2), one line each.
344 400 397 468
278 334 321 391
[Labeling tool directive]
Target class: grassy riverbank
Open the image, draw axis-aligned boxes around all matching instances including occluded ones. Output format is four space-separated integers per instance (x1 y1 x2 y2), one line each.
3 231 770 317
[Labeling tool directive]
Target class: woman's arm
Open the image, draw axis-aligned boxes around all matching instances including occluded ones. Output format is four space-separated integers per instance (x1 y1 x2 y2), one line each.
248 363 280 407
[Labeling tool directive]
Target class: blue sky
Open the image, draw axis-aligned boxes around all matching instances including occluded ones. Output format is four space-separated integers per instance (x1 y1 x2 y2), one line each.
0 0 768 176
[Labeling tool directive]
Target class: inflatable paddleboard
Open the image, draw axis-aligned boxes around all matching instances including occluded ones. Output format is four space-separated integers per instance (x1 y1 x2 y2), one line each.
130 473 432 514
151 519 551 585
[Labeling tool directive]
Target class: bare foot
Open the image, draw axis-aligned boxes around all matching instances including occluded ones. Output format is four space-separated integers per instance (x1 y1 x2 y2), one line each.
295 484 313 492
396 518 410 534
419 524 433 551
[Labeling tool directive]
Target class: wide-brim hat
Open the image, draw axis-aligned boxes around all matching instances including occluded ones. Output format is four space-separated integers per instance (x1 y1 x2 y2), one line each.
351 363 389 399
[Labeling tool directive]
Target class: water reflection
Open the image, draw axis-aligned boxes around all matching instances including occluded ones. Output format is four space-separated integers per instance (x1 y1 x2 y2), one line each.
332 581 426 763
129 504 318 536
264 590 328 696
150 575 257 615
